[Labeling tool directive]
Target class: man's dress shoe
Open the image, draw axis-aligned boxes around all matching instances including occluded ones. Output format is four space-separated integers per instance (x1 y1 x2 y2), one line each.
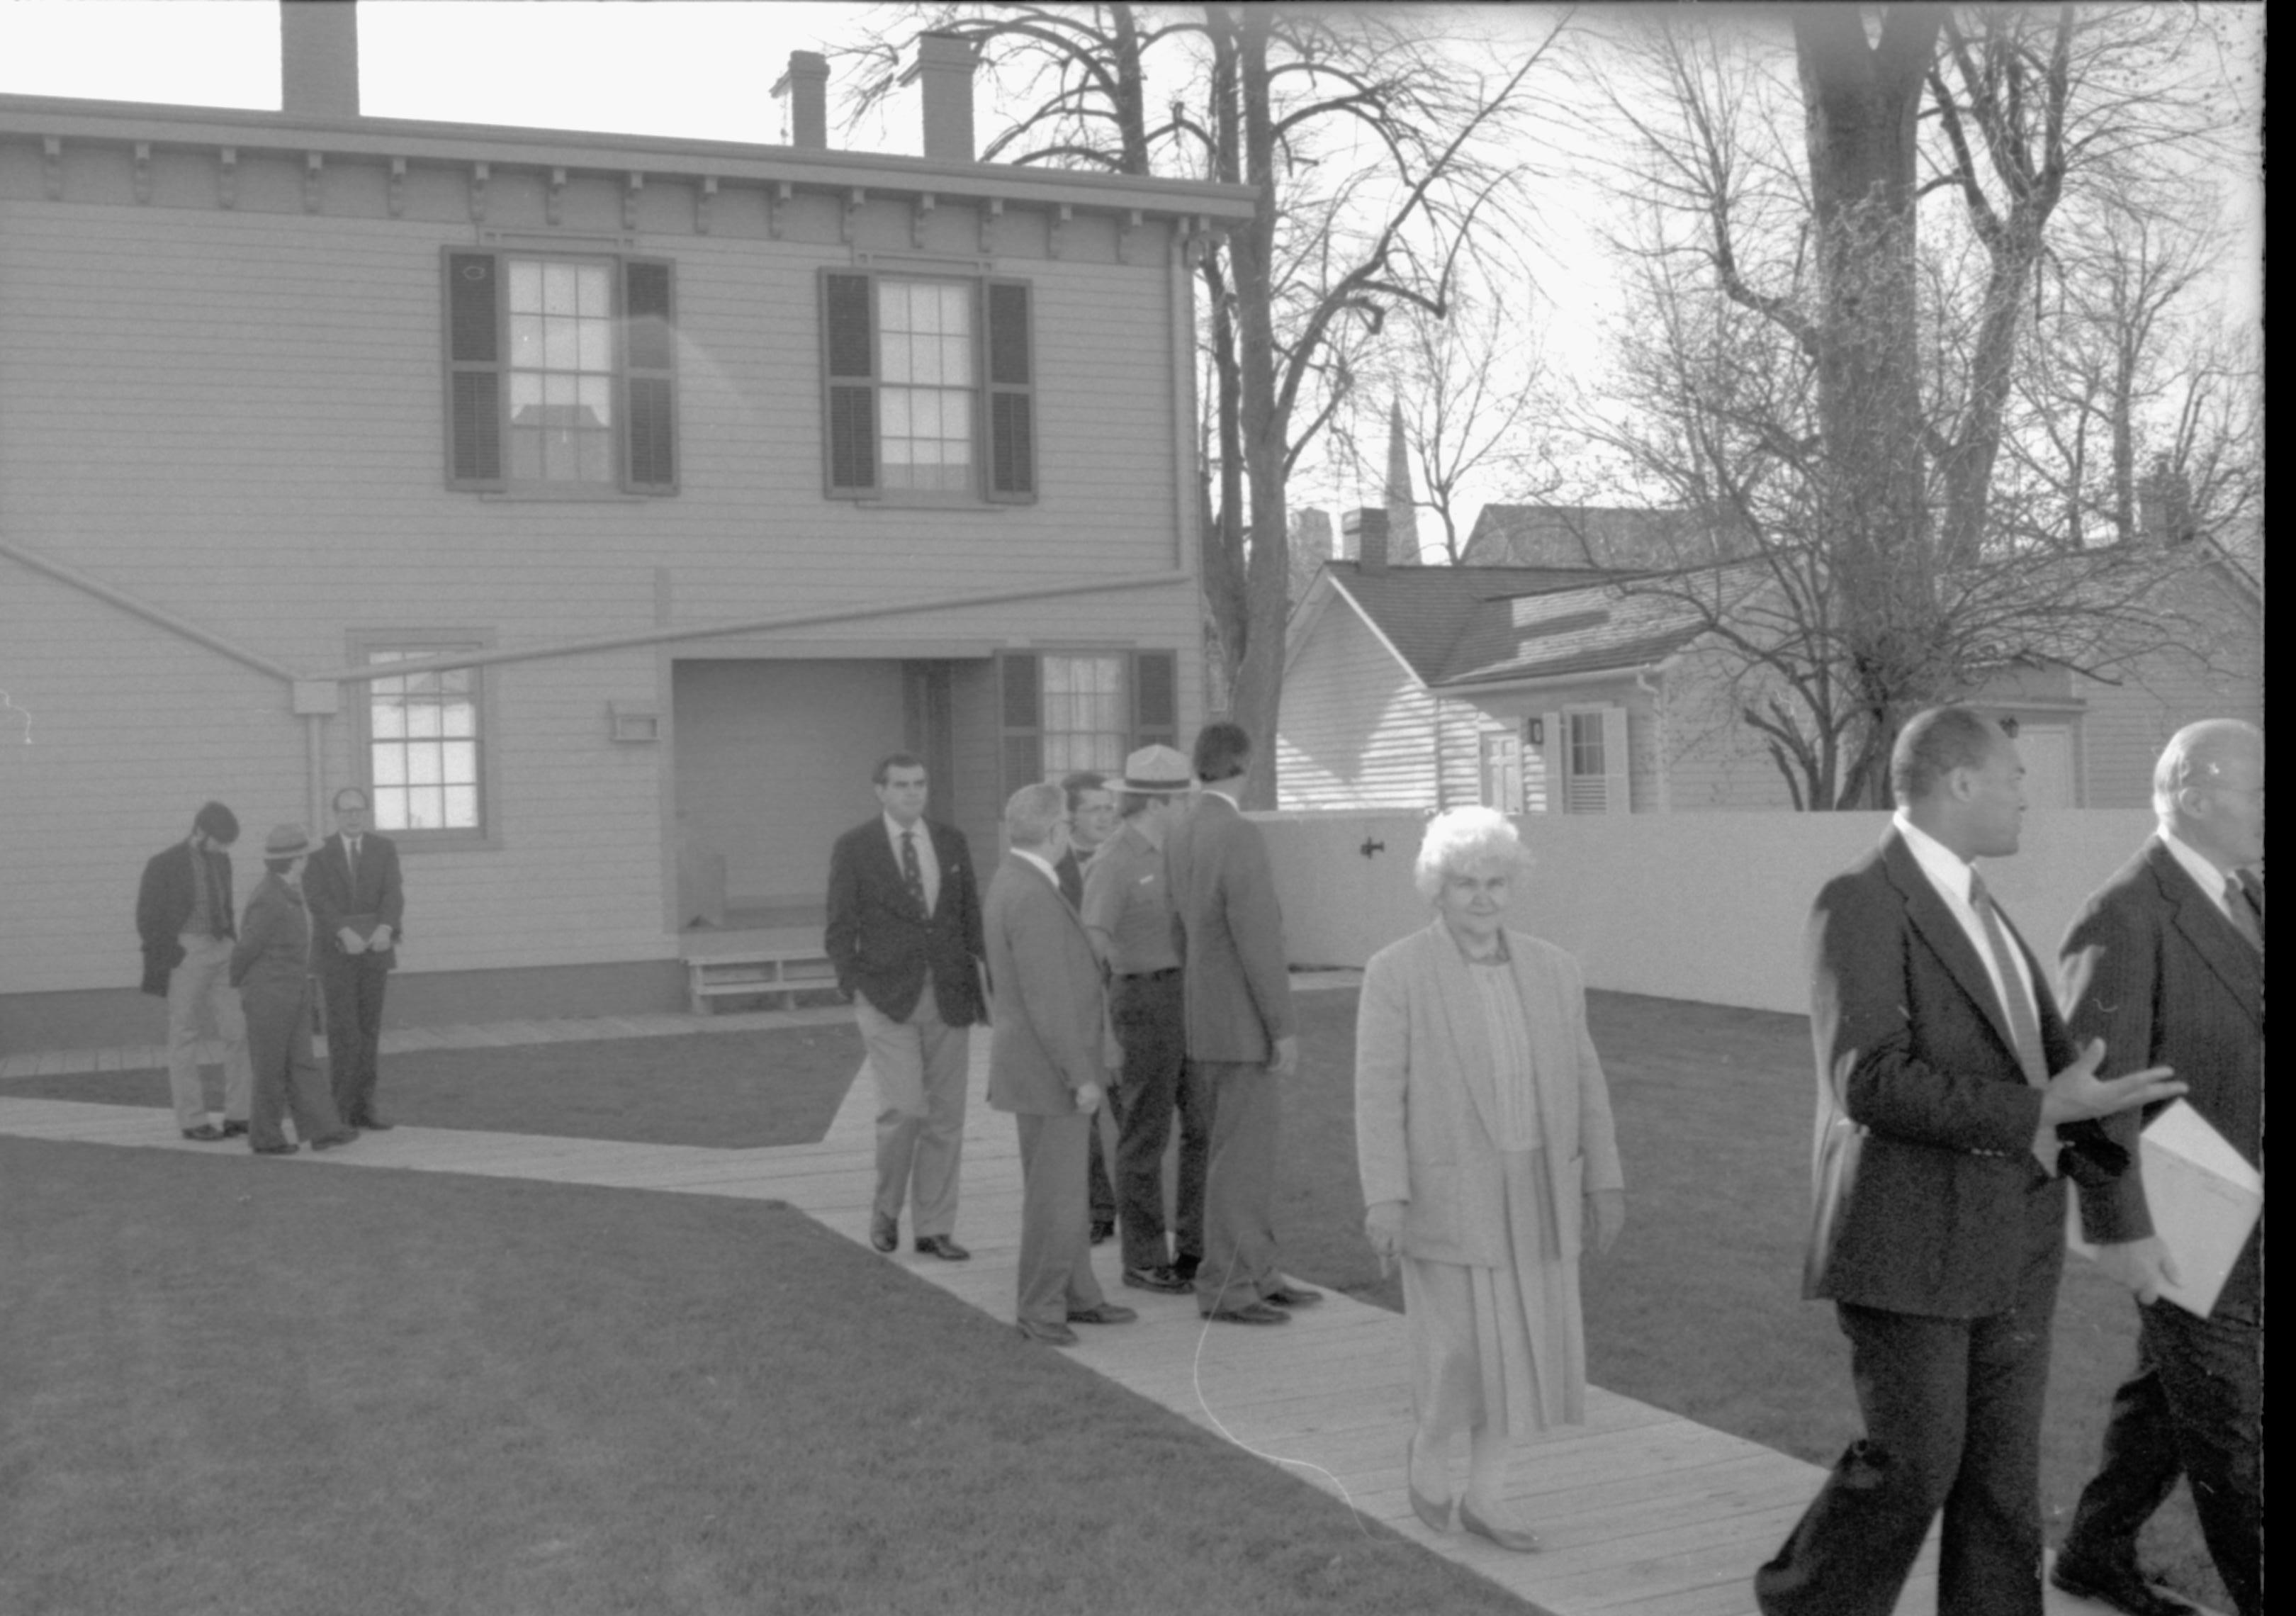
2049 1555 2195 1616
1067 1302 1138 1325
913 1235 970 1262
219 1121 249 1138
869 1216 899 1255
1203 1301 1290 1325
181 1125 228 1142
1264 1284 1323 1307
1122 1265 1194 1294
1015 1319 1079 1347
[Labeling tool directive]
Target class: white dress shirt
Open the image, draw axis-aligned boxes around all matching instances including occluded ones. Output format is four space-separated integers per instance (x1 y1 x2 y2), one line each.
1892 812 2046 1024
2160 826 2237 921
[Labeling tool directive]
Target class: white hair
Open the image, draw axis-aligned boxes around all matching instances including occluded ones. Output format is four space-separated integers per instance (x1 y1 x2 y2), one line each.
1412 807 1534 901
1003 781 1067 848
2152 719 2262 820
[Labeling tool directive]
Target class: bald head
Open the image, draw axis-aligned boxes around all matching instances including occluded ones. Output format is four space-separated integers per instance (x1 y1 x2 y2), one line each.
2154 719 2263 871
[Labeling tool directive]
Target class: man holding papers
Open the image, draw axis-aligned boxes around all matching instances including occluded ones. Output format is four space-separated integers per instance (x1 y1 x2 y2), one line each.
2054 720 2263 1616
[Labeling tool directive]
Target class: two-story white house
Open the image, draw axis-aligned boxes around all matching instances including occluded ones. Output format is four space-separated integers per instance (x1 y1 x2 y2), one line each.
0 3 1256 1052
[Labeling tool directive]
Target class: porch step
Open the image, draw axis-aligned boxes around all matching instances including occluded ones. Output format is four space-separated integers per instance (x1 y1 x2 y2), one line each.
685 948 840 1015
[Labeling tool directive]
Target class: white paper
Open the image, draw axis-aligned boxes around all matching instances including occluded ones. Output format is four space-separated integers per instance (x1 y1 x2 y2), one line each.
2068 1101 2263 1317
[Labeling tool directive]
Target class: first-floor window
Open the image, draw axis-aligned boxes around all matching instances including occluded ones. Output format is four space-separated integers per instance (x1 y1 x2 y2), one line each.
999 649 1177 797
358 644 488 840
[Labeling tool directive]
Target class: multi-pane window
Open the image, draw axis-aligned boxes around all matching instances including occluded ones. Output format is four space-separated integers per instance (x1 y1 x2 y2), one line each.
822 269 1035 501
998 651 1177 797
878 280 975 493
1565 711 1607 814
366 650 483 834
444 250 676 493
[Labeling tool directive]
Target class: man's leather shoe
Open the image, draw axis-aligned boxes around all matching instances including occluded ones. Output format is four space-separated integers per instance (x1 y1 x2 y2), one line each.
350 1114 394 1131
219 1121 249 1138
869 1216 899 1254
310 1131 359 1152
252 1142 299 1156
1122 1264 1194 1294
2049 1554 2194 1616
1203 1301 1290 1325
1067 1302 1138 1325
913 1235 970 1262
1015 1319 1079 1347
1089 1218 1115 1245
181 1124 227 1142
1171 1255 1200 1283
1264 1284 1324 1307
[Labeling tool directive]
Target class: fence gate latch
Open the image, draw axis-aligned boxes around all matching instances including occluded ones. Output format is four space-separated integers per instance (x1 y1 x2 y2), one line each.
1358 837 1386 859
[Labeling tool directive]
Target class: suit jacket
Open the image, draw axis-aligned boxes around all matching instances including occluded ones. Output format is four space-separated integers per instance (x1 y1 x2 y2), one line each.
1802 829 2133 1316
135 840 236 995
983 853 1109 1116
303 831 406 972
229 874 315 1004
1164 792 1293 1064
1356 921 1625 1269
823 817 986 1026
2059 837 2263 1320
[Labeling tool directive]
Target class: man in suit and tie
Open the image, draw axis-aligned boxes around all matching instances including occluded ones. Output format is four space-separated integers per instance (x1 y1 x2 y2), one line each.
1054 769 1122 1245
135 799 256 1141
1165 722 1319 1325
2050 719 2263 1616
1755 706 2185 1616
824 753 988 1263
303 786 406 1130
984 782 1139 1346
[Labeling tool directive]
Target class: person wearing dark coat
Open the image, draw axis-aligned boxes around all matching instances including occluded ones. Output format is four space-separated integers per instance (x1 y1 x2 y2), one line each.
1755 707 2184 1616
302 786 405 1130
2051 720 2263 1616
135 799 254 1141
230 824 357 1157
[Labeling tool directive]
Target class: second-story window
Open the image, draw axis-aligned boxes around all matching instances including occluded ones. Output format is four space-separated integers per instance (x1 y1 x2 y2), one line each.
821 269 1035 503
444 250 677 495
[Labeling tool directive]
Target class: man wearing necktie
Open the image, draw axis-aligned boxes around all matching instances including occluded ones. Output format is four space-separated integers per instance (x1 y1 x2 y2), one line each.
304 786 405 1130
824 753 988 1262
2052 720 2263 1616
1756 707 2185 1616
135 800 256 1141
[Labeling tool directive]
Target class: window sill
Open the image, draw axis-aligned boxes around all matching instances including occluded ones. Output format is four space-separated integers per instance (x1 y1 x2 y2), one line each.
469 486 668 503
836 493 1027 512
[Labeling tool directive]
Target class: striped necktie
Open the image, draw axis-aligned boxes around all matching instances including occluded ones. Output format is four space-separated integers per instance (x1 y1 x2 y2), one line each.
1969 871 2047 1088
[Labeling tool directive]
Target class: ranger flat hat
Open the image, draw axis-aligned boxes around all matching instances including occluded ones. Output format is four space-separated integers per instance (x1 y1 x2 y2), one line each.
1120 744 1193 795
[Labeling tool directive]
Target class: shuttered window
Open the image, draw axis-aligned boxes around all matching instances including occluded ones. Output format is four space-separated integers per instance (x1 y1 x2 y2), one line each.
998 649 1179 801
442 249 677 495
821 269 1036 502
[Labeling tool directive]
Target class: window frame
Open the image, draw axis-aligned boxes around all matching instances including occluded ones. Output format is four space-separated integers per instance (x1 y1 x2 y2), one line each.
821 265 1037 505
997 649 1178 802
441 247 678 498
345 629 502 852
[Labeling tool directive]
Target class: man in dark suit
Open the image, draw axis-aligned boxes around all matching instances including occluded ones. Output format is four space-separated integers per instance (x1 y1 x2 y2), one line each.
135 799 255 1141
303 786 406 1130
824 753 988 1262
1165 722 1317 1325
1054 768 1121 1245
1755 706 2184 1616
983 782 1137 1345
2051 720 2263 1616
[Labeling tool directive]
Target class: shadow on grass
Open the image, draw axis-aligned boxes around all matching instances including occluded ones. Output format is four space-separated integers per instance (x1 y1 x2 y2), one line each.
0 1137 1531 1616
0 1026 865 1149
1270 985 2230 1613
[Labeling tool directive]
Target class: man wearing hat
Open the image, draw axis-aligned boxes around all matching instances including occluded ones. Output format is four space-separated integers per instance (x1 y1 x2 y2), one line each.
1084 744 1213 1296
230 824 359 1157
135 800 255 1141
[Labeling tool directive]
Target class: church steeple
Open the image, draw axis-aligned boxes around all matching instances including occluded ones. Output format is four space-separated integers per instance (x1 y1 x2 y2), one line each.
1385 398 1421 566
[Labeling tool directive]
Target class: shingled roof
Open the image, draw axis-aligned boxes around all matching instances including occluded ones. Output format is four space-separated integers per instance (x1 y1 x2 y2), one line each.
1319 560 1619 683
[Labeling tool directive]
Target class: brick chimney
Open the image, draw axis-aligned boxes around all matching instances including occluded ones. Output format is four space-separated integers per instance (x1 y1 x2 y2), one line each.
772 50 830 150
1344 507 1390 575
902 33 979 162
280 0 359 120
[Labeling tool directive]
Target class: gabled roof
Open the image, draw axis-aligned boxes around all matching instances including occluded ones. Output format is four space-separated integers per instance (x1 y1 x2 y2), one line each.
1436 578 1713 686
1463 504 1713 568
1311 560 1621 684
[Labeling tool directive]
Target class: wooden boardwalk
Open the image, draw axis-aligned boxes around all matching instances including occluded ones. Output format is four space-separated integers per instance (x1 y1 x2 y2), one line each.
0 1001 2146 1616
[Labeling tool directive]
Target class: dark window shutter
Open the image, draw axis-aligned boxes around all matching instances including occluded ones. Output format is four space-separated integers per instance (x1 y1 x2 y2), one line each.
623 260 677 492
823 271 877 495
1130 651 1178 748
999 652 1042 798
985 281 1036 501
444 251 502 488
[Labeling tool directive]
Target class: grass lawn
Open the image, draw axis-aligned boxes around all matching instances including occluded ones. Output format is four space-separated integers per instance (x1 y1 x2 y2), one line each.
3 1027 863 1149
1269 987 2232 1612
0 1137 1533 1616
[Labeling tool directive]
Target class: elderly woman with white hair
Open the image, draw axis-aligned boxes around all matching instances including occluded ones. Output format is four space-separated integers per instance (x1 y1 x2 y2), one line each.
1356 807 1626 1551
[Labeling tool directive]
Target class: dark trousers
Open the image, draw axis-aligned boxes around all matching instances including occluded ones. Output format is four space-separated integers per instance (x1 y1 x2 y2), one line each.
1755 1267 2057 1616
1014 1111 1105 1330
1087 1114 1117 1226
243 980 348 1151
1193 1060 1281 1315
319 955 390 1123
1109 972 1210 1274
2061 1301 2260 1616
